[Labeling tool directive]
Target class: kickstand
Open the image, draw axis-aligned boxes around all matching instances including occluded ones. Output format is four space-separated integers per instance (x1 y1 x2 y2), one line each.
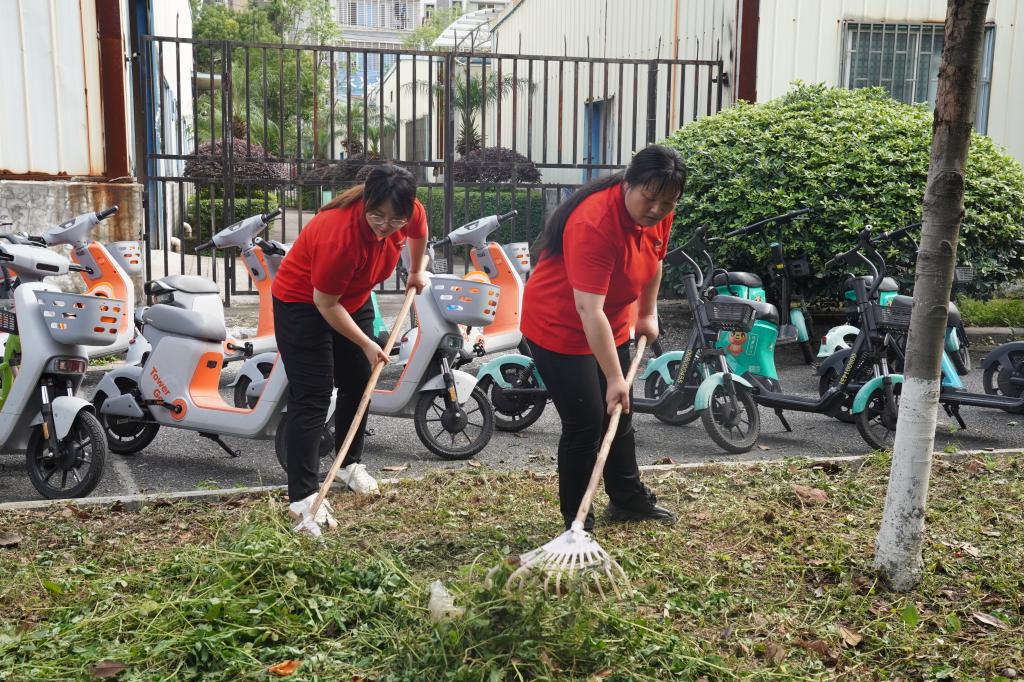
775 409 793 432
944 404 968 431
200 432 241 458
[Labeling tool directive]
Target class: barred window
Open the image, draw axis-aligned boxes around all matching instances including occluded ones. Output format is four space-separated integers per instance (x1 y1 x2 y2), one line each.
841 22 995 133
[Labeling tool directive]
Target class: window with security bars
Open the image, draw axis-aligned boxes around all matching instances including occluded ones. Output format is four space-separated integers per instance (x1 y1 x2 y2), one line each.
841 22 995 133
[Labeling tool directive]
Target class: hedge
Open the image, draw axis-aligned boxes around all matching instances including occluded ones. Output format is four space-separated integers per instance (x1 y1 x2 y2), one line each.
185 189 280 248
661 83 1024 300
416 186 548 245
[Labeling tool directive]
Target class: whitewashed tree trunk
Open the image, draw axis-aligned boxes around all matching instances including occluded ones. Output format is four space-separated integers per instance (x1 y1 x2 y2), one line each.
873 0 990 591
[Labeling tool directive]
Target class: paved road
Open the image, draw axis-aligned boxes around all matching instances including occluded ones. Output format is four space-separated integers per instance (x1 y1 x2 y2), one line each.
1 340 1018 504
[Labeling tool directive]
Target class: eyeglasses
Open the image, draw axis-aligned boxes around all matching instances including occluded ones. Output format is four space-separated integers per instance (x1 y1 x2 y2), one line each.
365 212 409 230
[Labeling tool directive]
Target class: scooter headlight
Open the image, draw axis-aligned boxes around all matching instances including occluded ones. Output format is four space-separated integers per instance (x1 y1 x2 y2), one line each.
46 356 88 375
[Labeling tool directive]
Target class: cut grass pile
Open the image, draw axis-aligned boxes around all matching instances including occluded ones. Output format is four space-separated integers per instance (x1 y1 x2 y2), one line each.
1 452 1022 680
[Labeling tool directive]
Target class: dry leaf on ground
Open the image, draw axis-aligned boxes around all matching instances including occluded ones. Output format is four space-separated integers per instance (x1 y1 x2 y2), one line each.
269 659 302 676
791 484 828 505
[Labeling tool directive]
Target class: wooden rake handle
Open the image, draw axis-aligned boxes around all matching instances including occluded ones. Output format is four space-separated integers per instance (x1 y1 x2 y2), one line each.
309 286 418 519
573 336 649 527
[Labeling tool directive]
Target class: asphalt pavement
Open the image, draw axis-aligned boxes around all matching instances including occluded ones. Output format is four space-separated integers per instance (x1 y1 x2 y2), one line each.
0 299 1020 504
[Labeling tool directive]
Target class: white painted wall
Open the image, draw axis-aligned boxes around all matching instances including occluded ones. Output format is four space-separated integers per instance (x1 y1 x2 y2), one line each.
755 0 1024 160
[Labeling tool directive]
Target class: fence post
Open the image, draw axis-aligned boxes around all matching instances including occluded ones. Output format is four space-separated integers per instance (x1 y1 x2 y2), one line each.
442 51 456 272
646 60 659 144
222 40 235 306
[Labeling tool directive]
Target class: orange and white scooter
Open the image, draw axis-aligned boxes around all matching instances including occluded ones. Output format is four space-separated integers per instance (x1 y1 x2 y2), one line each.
28 206 140 360
430 210 527 360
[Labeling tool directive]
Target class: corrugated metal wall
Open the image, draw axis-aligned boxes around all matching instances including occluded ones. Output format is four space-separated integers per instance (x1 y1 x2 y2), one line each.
756 0 1024 160
488 0 730 183
0 0 106 176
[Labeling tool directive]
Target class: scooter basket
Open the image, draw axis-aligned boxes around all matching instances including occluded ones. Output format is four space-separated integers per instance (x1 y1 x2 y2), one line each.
875 303 913 332
34 291 123 346
502 242 532 276
704 301 756 332
429 275 500 327
109 241 144 275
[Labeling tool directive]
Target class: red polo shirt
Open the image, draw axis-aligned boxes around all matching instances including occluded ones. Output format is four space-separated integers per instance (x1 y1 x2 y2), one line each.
521 184 671 355
272 198 427 312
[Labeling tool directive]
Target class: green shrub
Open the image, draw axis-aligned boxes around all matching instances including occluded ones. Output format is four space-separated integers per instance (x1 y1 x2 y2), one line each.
661 83 1024 300
957 297 1024 327
186 189 280 245
417 186 547 244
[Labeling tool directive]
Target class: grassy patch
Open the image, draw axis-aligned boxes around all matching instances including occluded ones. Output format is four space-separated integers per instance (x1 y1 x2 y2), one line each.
1 454 1022 680
958 297 1024 327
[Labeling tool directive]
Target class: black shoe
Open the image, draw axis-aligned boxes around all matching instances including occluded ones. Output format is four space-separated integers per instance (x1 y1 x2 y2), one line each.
606 486 677 525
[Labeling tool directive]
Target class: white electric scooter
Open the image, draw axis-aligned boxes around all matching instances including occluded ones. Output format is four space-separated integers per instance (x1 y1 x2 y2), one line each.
0 243 120 499
236 268 500 461
127 209 289 368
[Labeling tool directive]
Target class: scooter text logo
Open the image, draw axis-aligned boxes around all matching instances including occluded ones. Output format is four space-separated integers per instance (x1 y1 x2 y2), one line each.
150 367 171 400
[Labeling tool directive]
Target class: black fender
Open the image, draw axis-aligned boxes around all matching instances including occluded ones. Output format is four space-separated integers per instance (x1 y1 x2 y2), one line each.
816 347 852 377
981 341 1024 371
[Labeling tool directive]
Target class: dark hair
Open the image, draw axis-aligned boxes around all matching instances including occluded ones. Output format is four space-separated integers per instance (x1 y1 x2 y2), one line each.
319 163 417 216
532 144 687 259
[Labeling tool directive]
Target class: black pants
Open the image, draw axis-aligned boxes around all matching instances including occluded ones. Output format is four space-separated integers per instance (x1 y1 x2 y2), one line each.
274 296 376 502
527 338 647 528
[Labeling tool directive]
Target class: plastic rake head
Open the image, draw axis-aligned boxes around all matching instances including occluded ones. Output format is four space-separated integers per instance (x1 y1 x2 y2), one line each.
503 522 630 599
293 517 323 538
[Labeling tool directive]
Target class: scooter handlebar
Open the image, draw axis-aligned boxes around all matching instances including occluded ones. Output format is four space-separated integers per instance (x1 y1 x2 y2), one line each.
497 210 518 223
253 237 286 256
724 207 811 237
878 222 920 243
262 207 283 223
194 239 215 253
96 206 119 221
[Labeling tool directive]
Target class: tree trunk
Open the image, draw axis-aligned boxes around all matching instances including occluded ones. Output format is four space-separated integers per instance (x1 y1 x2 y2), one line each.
873 0 990 591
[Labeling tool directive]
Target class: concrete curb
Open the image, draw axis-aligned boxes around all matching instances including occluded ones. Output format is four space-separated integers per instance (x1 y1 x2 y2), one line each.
3 447 1019 514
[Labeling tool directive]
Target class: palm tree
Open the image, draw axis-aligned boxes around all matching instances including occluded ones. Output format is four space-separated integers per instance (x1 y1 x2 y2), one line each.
408 71 534 155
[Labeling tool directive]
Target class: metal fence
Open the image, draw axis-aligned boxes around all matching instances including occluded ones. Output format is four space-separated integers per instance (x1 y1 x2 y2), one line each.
140 36 725 300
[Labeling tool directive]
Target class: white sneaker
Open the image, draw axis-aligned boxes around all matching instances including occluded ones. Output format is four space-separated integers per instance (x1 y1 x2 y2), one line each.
288 493 338 532
338 462 379 495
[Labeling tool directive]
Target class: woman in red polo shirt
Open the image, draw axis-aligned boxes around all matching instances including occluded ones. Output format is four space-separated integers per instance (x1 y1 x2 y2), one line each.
272 164 429 532
522 145 686 532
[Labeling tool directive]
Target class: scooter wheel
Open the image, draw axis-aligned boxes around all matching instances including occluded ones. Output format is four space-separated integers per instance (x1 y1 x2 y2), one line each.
950 344 972 376
700 384 760 454
93 389 161 455
232 361 274 409
817 368 855 424
983 350 1024 400
643 360 699 426
414 386 494 460
274 413 335 474
855 383 901 451
25 411 107 499
477 364 546 433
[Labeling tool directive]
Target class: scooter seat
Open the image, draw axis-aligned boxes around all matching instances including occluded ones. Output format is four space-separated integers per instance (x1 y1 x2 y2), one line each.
143 303 226 342
711 271 763 289
712 294 780 326
889 295 962 327
149 274 220 295
846 275 899 293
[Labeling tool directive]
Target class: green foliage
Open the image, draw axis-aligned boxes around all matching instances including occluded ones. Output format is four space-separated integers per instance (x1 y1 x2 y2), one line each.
186 189 280 242
957 297 1024 327
661 83 1024 299
417 187 547 243
409 73 534 155
190 0 341 159
402 7 462 50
